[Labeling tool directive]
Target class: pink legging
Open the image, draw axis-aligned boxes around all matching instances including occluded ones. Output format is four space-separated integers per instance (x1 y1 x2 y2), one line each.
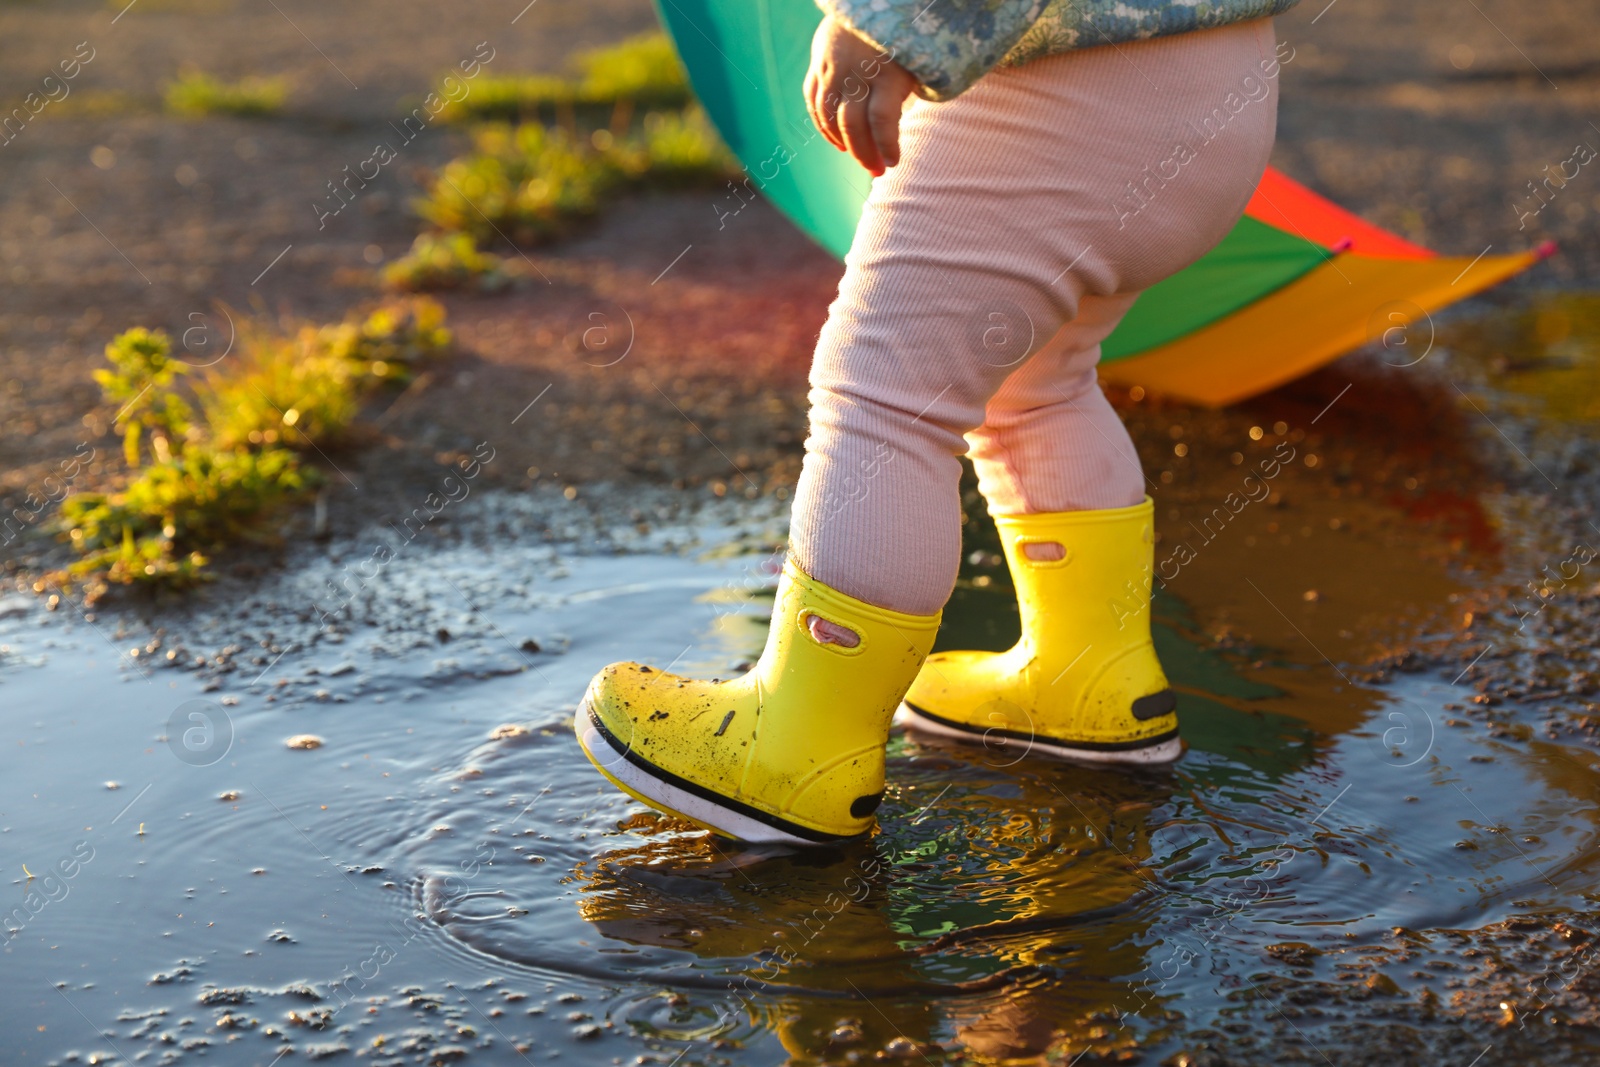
789 17 1283 615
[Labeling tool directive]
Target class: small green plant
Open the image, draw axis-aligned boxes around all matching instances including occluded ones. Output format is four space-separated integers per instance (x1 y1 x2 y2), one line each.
59 447 311 587
94 327 194 466
416 112 736 246
572 32 689 108
381 233 508 292
436 32 688 123
627 108 739 186
61 327 313 589
315 296 453 384
164 69 287 117
436 73 576 123
417 123 616 245
200 297 452 449
197 326 361 453
56 299 451 591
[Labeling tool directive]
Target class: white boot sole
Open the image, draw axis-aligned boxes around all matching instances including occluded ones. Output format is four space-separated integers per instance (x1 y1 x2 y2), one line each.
896 703 1183 765
575 701 850 846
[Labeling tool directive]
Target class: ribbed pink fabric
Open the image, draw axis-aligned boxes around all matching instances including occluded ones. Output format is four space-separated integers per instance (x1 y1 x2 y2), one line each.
789 17 1282 615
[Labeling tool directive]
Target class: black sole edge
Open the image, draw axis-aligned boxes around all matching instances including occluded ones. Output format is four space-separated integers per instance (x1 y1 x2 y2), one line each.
903 701 1181 754
585 704 859 845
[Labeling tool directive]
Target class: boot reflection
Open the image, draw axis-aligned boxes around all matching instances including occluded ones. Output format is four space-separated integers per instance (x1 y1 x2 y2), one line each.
574 753 1177 1064
887 752 1171 1061
577 832 946 1059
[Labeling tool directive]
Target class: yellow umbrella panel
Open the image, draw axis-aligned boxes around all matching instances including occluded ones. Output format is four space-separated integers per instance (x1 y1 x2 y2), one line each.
1099 245 1552 407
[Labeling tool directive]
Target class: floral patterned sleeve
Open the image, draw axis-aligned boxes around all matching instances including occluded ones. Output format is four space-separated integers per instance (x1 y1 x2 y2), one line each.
817 0 1052 101
817 0 1304 101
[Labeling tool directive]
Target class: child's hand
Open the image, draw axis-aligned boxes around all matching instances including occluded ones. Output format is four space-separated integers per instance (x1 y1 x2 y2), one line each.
804 16 917 177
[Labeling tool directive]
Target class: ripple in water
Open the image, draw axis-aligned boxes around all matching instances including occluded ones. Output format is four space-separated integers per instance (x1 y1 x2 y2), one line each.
388 573 1600 1060
8 531 1600 1064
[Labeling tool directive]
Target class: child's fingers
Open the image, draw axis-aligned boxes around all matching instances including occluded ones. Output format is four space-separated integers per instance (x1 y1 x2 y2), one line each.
803 41 844 150
803 69 818 130
821 86 848 151
804 76 832 150
839 95 884 175
867 87 903 169
809 77 845 152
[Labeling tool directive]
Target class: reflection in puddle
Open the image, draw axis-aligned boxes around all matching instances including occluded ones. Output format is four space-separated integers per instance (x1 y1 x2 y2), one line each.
398 555 1599 1063
1443 293 1600 426
7 292 1600 1063
7 509 1599 1064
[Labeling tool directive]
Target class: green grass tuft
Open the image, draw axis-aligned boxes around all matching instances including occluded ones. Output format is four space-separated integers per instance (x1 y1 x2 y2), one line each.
316 296 453 385
381 233 509 292
436 32 689 122
199 297 451 451
572 32 690 108
416 123 615 245
627 108 740 186
55 298 451 591
60 447 310 587
164 69 287 117
196 325 362 454
416 109 737 246
94 326 196 466
436 73 575 123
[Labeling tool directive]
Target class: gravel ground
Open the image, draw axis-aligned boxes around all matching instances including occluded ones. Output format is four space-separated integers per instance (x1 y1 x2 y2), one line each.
0 0 1594 574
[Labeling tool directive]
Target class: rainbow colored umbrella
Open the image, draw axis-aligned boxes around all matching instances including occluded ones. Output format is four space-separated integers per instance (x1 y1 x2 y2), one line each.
658 0 1552 406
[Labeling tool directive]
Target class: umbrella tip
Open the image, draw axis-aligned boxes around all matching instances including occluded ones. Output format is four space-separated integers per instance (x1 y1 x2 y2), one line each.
1535 239 1559 260
1331 236 1354 253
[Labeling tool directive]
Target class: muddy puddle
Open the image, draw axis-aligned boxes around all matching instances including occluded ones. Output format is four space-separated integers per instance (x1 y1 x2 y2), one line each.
7 298 1600 1066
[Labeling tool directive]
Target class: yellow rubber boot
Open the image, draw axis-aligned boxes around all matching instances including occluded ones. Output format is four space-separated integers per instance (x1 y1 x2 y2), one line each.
575 559 941 845
900 497 1180 763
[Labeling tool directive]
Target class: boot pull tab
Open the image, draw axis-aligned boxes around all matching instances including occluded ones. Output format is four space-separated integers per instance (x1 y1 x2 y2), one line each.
801 611 865 653
1017 539 1072 568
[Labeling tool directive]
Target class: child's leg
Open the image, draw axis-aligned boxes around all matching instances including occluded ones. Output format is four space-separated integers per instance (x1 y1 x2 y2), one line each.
576 21 1284 835
790 17 1282 616
965 293 1148 520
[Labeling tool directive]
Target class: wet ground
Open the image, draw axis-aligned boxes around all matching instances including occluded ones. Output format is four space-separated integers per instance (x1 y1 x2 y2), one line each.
6 292 1600 1066
7 0 1600 1064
